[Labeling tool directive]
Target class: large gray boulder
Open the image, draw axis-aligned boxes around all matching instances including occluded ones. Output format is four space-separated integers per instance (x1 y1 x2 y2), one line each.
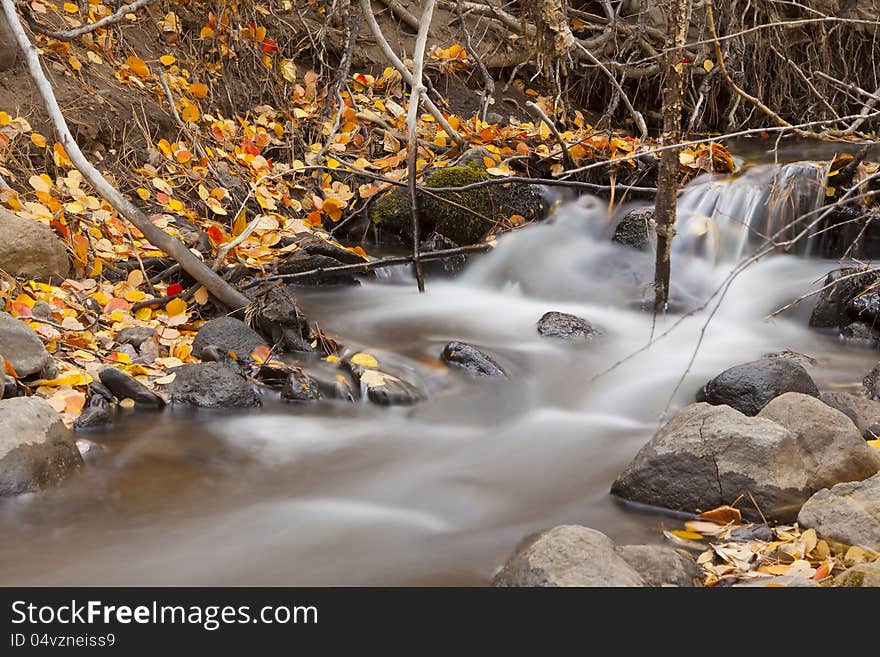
612 398 880 522
0 13 16 71
163 362 260 408
493 526 646 587
820 391 880 436
832 562 880 587
0 397 83 496
615 545 700 587
698 357 819 416
758 393 880 492
798 473 880 551
0 209 70 282
0 312 53 378
192 317 268 361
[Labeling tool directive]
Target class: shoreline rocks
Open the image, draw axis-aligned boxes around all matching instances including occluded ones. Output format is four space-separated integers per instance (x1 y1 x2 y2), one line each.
192 317 268 361
441 341 506 378
797 473 880 551
0 312 54 379
492 525 698 587
536 311 599 341
0 209 70 282
163 362 261 408
0 397 83 496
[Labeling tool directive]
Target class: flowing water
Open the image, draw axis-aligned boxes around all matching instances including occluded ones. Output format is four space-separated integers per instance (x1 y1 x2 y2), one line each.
0 160 876 586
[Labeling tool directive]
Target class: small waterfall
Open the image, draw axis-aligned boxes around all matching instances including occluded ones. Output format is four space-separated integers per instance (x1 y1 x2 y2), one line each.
675 161 831 263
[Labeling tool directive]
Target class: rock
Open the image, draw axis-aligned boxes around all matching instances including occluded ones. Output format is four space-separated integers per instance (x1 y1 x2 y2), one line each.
536 311 599 341
846 285 880 326
727 525 774 542
0 311 53 378
0 13 17 71
115 326 156 348
441 341 506 378
75 439 104 461
280 369 322 402
163 362 261 408
304 367 357 402
73 395 113 431
863 362 880 400
610 401 870 522
351 366 425 406
820 391 880 435
492 526 646 587
697 357 819 416
0 397 83 496
0 208 70 282
370 161 548 245
615 545 700 587
245 284 313 352
192 317 268 361
275 233 367 285
797 473 880 551
98 366 164 408
613 207 653 250
30 301 55 320
419 232 469 276
809 267 879 329
758 393 880 490
1 375 16 400
840 322 880 347
832 562 880 587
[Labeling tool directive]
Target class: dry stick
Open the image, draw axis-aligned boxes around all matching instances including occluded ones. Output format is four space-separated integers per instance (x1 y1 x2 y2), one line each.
20 0 158 40
525 101 573 170
0 1 250 311
242 243 493 287
705 0 817 140
573 42 648 141
358 0 466 149
454 0 495 122
405 0 437 293
376 0 420 32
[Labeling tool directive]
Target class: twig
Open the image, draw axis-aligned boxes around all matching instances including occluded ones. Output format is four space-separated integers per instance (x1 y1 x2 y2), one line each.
1 0 250 311
20 0 158 41
358 0 466 148
376 0 420 32
454 0 495 122
242 243 493 287
405 0 436 293
18 312 99 332
526 101 574 170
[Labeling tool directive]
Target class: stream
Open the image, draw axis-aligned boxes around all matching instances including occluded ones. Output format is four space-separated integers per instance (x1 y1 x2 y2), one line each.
0 155 876 586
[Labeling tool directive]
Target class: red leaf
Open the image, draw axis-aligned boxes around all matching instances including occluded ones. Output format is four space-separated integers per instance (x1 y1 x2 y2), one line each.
261 39 277 54
205 225 225 244
166 283 184 296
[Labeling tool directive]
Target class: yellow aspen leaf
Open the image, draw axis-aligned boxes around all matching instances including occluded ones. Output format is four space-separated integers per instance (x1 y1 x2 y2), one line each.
119 398 135 410
62 3 79 13
30 133 47 148
154 373 176 385
124 290 146 302
136 188 151 201
126 56 150 78
68 55 82 72
194 287 209 305
279 59 297 82
868 438 880 453
28 174 52 193
165 297 187 316
181 104 200 123
160 55 176 66
670 529 703 540
826 186 836 197
703 59 714 73
539 121 551 140
134 307 153 321
189 82 209 99
350 353 378 368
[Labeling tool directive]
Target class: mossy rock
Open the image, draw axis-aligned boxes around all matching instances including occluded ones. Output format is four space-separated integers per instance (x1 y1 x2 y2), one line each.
369 162 548 245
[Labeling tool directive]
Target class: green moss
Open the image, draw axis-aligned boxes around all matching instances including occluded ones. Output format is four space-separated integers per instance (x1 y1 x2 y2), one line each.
369 161 548 246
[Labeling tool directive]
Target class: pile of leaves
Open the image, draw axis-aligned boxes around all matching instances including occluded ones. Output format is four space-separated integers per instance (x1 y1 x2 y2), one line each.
664 505 879 586
0 0 735 425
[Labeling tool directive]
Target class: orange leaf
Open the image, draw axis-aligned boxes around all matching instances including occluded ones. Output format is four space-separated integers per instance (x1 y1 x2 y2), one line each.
126 56 150 78
698 505 742 525
189 82 209 99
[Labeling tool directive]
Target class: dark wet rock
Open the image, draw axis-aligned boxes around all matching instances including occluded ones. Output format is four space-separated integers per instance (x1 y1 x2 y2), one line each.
98 367 164 408
245 283 314 352
697 357 819 416
304 367 357 402
419 232 468 276
727 525 775 542
0 311 53 378
73 395 113 431
536 311 599 341
0 397 83 496
353 367 425 406
846 287 880 326
866 423 880 440
1 375 18 399
370 161 547 245
0 208 70 282
862 362 880 400
820 391 880 435
75 439 104 461
840 322 880 347
281 369 322 403
163 362 261 408
615 545 699 587
798 473 880 551
613 207 653 250
116 326 156 349
809 267 879 329
441 341 506 378
493 526 646 587
192 317 268 361
275 233 367 285
758 393 880 492
611 399 880 522
833 562 880 587
88 381 116 404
